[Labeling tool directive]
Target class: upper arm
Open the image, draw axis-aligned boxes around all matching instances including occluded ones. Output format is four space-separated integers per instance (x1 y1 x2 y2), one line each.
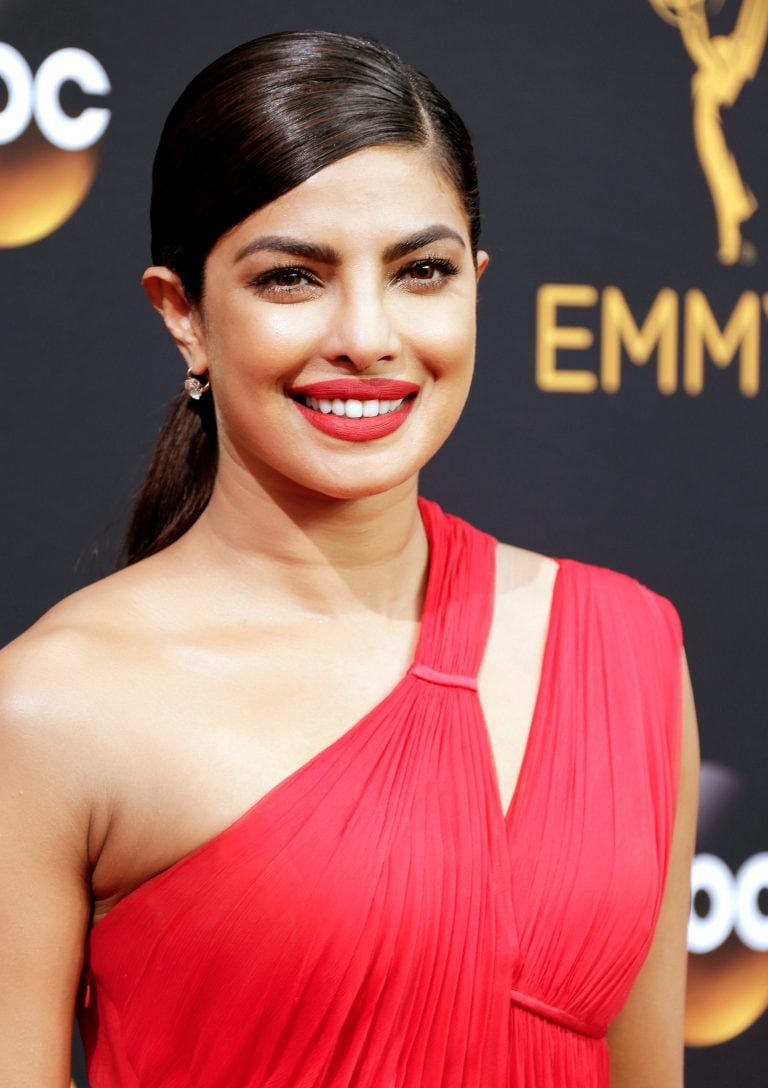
606 649 700 1087
0 646 93 1087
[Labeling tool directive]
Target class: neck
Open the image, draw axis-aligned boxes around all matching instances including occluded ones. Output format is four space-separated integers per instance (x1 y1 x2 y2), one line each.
175 468 429 622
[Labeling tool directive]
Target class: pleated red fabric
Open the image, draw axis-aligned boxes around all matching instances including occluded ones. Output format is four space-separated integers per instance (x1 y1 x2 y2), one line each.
77 498 683 1087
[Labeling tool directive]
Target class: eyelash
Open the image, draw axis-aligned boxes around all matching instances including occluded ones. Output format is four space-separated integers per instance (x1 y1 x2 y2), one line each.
249 266 320 293
397 256 459 287
248 255 460 296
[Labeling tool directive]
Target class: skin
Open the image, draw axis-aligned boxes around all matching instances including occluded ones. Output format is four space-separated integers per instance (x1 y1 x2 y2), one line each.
0 144 698 1086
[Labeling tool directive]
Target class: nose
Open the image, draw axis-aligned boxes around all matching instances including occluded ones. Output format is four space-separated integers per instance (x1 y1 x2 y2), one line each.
322 281 401 371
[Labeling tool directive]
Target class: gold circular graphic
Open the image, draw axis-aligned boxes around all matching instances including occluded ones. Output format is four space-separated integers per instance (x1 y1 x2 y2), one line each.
0 127 99 247
686 937 768 1046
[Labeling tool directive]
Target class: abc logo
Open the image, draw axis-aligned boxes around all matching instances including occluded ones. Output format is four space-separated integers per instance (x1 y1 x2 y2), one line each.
0 43 110 247
689 853 768 956
685 765 768 1047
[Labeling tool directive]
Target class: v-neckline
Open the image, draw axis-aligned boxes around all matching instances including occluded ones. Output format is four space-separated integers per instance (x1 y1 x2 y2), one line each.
491 558 563 824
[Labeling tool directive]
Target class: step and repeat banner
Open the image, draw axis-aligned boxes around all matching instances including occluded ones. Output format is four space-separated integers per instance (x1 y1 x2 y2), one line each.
1 0 766 1085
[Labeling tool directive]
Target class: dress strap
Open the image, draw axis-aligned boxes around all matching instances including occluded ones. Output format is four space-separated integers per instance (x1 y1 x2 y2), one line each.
407 663 479 692
509 988 606 1040
411 498 497 681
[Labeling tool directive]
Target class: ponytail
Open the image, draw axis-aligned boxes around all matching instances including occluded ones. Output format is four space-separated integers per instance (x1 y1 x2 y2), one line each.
127 29 483 567
121 391 217 565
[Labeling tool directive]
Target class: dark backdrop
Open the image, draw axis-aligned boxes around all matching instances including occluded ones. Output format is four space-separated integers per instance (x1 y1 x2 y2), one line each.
1 1 766 1084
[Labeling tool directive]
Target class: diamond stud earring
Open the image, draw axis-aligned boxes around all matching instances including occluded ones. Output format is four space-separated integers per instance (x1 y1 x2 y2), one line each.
184 368 211 400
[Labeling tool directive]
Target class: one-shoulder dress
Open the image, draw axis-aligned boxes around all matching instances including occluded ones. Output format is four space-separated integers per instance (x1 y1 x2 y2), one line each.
77 497 683 1087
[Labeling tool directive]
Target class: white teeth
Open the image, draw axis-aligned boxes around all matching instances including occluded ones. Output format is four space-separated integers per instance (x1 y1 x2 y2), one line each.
300 395 408 417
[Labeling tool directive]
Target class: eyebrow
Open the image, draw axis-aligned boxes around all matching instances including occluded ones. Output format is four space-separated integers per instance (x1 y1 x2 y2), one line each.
233 224 466 266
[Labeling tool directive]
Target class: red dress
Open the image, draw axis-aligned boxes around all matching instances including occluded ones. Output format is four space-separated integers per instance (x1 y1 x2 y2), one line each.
78 498 682 1087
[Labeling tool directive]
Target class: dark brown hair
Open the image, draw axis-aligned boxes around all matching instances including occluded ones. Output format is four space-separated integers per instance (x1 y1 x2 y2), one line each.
123 30 480 564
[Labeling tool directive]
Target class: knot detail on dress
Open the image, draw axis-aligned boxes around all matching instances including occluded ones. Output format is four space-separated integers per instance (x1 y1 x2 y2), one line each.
509 988 606 1039
408 663 479 692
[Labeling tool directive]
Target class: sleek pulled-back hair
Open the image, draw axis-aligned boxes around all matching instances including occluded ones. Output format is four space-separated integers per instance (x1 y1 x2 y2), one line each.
124 30 480 564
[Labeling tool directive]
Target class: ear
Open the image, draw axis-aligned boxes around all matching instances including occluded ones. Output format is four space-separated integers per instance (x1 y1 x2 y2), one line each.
475 250 490 282
142 266 208 373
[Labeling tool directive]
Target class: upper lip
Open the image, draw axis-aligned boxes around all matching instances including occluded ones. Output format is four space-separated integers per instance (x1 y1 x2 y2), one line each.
289 378 420 400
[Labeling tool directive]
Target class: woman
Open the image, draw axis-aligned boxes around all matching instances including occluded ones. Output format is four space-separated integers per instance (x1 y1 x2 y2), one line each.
0 30 698 1087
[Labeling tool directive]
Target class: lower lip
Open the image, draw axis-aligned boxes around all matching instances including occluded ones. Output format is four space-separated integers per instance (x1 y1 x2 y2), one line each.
292 399 414 441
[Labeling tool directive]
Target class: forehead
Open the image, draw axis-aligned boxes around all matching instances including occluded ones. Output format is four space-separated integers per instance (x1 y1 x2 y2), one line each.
217 144 469 255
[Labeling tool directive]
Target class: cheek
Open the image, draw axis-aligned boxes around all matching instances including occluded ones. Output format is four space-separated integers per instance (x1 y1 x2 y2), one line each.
205 304 322 381
407 302 476 377
253 306 327 353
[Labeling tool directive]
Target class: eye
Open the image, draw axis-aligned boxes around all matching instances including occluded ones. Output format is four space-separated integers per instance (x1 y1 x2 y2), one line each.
269 269 306 288
410 262 440 280
249 265 321 296
396 256 459 289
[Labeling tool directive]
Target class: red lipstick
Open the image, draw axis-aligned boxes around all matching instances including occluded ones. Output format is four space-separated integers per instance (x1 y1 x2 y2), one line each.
288 377 419 442
289 378 420 399
292 398 414 441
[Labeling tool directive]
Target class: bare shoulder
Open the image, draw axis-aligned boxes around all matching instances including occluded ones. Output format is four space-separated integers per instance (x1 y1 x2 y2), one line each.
1 557 165 711
2 543 183 669
0 552 184 729
0 558 175 860
0 568 170 1077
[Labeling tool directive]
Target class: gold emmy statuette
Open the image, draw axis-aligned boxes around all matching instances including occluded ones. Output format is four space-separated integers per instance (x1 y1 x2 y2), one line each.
649 0 768 264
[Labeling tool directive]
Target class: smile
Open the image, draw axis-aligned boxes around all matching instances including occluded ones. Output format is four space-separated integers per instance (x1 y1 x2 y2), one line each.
290 392 416 442
287 378 420 442
295 395 407 418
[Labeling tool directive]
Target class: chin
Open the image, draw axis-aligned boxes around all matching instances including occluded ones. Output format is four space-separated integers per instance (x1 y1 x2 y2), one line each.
285 459 422 503
305 475 414 503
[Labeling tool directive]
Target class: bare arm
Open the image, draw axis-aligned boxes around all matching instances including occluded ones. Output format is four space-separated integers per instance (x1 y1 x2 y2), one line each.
0 644 93 1087
606 650 700 1087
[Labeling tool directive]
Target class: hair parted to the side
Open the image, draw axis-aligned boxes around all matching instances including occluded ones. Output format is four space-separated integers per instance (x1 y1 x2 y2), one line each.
122 29 481 565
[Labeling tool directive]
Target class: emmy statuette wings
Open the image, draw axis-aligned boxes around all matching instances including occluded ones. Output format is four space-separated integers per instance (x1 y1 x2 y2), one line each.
649 0 768 265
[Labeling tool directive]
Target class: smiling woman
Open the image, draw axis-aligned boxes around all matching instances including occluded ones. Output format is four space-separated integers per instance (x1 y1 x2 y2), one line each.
0 30 697 1088
142 141 485 508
